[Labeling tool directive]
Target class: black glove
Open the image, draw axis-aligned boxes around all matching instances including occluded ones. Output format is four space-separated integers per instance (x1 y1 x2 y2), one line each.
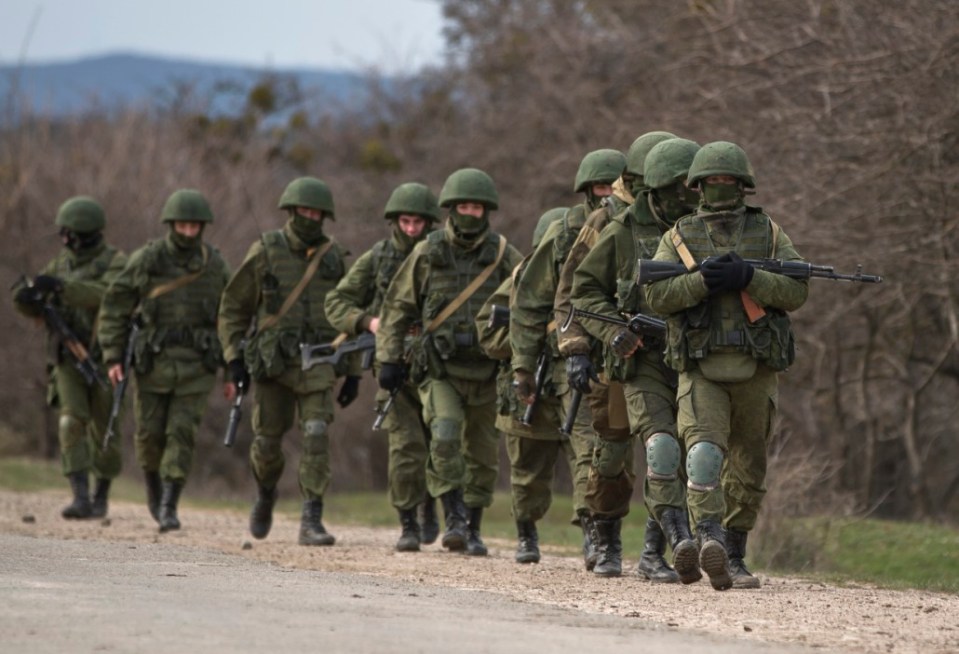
566 354 600 394
337 375 361 408
32 275 64 295
610 329 641 358
378 362 407 393
700 252 754 294
14 285 44 308
227 359 250 391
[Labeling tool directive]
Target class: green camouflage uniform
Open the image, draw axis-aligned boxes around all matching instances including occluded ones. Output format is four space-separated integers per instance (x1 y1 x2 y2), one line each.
99 233 230 483
14 242 127 479
218 223 351 500
325 230 431 511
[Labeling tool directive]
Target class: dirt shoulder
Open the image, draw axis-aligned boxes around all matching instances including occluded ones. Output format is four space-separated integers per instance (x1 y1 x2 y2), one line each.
2 489 957 654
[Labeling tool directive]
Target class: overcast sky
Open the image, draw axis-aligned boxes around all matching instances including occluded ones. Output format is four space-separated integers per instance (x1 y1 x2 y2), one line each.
2 0 446 72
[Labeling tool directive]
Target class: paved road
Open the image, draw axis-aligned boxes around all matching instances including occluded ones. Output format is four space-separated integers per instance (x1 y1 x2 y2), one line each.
0 533 813 653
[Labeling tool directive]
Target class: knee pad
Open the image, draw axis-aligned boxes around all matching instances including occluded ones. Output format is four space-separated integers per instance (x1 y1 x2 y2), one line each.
686 441 724 491
593 440 631 478
645 432 680 481
302 419 329 456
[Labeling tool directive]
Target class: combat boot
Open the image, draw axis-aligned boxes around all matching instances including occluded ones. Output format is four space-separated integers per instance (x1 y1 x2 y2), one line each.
396 508 421 552
466 507 488 557
298 499 336 546
578 510 599 571
90 478 111 518
62 472 93 519
249 484 278 540
439 489 468 551
696 520 732 591
658 507 703 584
726 528 761 589
158 480 183 533
635 517 680 583
419 495 440 545
592 518 623 577
144 470 162 522
515 520 540 564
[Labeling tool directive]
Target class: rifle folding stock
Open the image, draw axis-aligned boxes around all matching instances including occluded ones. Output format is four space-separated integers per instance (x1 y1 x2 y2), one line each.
300 332 376 371
519 350 550 427
636 257 883 285
561 306 666 339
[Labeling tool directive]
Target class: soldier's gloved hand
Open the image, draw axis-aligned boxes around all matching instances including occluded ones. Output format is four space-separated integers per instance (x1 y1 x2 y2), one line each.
14 285 44 308
378 362 407 393
700 252 733 294
724 252 755 290
513 369 536 405
227 359 250 391
701 252 754 294
610 328 641 358
32 275 64 295
566 354 600 394
337 375 361 408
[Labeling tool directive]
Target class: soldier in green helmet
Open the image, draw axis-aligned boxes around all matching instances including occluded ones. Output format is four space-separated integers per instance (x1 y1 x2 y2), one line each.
474 207 567 564
552 132 678 576
98 189 230 531
324 182 441 552
13 196 127 519
572 138 704 584
376 168 522 556
645 141 808 590
218 176 359 546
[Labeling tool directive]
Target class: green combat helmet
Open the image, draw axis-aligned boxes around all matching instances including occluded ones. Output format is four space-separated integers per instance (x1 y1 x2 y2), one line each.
531 207 568 250
55 196 106 233
161 189 214 223
278 176 336 219
643 138 702 191
686 141 756 190
384 182 440 222
625 131 677 179
438 168 499 210
573 149 626 193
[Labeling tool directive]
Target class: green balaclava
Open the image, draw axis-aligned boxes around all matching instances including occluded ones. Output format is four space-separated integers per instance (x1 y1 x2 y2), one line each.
700 181 745 211
160 189 214 252
438 168 498 244
643 138 702 225
55 196 106 254
686 141 755 211
290 210 326 245
277 177 335 246
384 182 440 251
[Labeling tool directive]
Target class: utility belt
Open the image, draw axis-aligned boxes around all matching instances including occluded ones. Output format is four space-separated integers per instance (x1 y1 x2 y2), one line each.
160 326 211 348
134 325 222 375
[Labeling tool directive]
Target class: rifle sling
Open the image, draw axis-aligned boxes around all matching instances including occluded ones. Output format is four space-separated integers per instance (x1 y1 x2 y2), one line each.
424 236 507 335
258 241 333 332
145 245 210 300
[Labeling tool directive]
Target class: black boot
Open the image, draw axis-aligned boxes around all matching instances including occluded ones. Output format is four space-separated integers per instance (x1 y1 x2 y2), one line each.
696 520 732 591
144 470 162 522
466 507 488 557
439 489 468 551
726 528 761 589
636 517 680 583
592 518 623 577
298 499 335 546
90 478 111 518
418 495 440 545
158 480 183 533
62 472 92 519
658 507 703 584
396 508 421 552
249 484 278 540
515 521 540 564
578 511 599 571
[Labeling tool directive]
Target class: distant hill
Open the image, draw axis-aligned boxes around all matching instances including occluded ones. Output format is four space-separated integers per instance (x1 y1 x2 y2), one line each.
0 52 370 116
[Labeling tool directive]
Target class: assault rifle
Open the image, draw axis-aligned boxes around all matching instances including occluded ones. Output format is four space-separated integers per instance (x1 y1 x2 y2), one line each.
300 332 376 371
636 258 883 285
14 275 107 389
560 306 667 340
102 318 140 451
518 350 550 427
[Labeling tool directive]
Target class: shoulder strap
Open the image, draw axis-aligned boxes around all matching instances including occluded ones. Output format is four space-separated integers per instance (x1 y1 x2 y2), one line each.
145 245 210 300
769 219 781 258
670 228 698 270
258 240 334 331
426 236 507 334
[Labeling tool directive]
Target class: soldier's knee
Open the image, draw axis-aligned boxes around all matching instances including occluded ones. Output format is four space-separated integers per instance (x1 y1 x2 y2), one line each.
253 436 283 460
645 432 681 481
430 418 461 458
686 441 724 491
593 440 631 478
302 419 329 455
59 413 86 437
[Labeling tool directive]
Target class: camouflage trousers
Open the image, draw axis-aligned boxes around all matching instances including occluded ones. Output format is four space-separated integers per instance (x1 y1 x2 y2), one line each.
677 365 778 532
419 376 498 508
134 389 210 483
376 381 430 511
583 377 637 520
54 362 121 479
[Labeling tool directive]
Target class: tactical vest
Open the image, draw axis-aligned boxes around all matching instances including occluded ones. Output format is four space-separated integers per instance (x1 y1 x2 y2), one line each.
137 239 227 371
421 230 511 367
664 207 795 373
247 230 345 379
49 244 121 354
368 237 409 316
551 204 589 275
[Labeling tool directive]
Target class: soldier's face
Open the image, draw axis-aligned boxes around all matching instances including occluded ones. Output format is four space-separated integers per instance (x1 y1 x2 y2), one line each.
294 207 324 221
591 183 613 197
172 221 202 238
703 175 737 186
455 202 485 218
397 214 427 238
